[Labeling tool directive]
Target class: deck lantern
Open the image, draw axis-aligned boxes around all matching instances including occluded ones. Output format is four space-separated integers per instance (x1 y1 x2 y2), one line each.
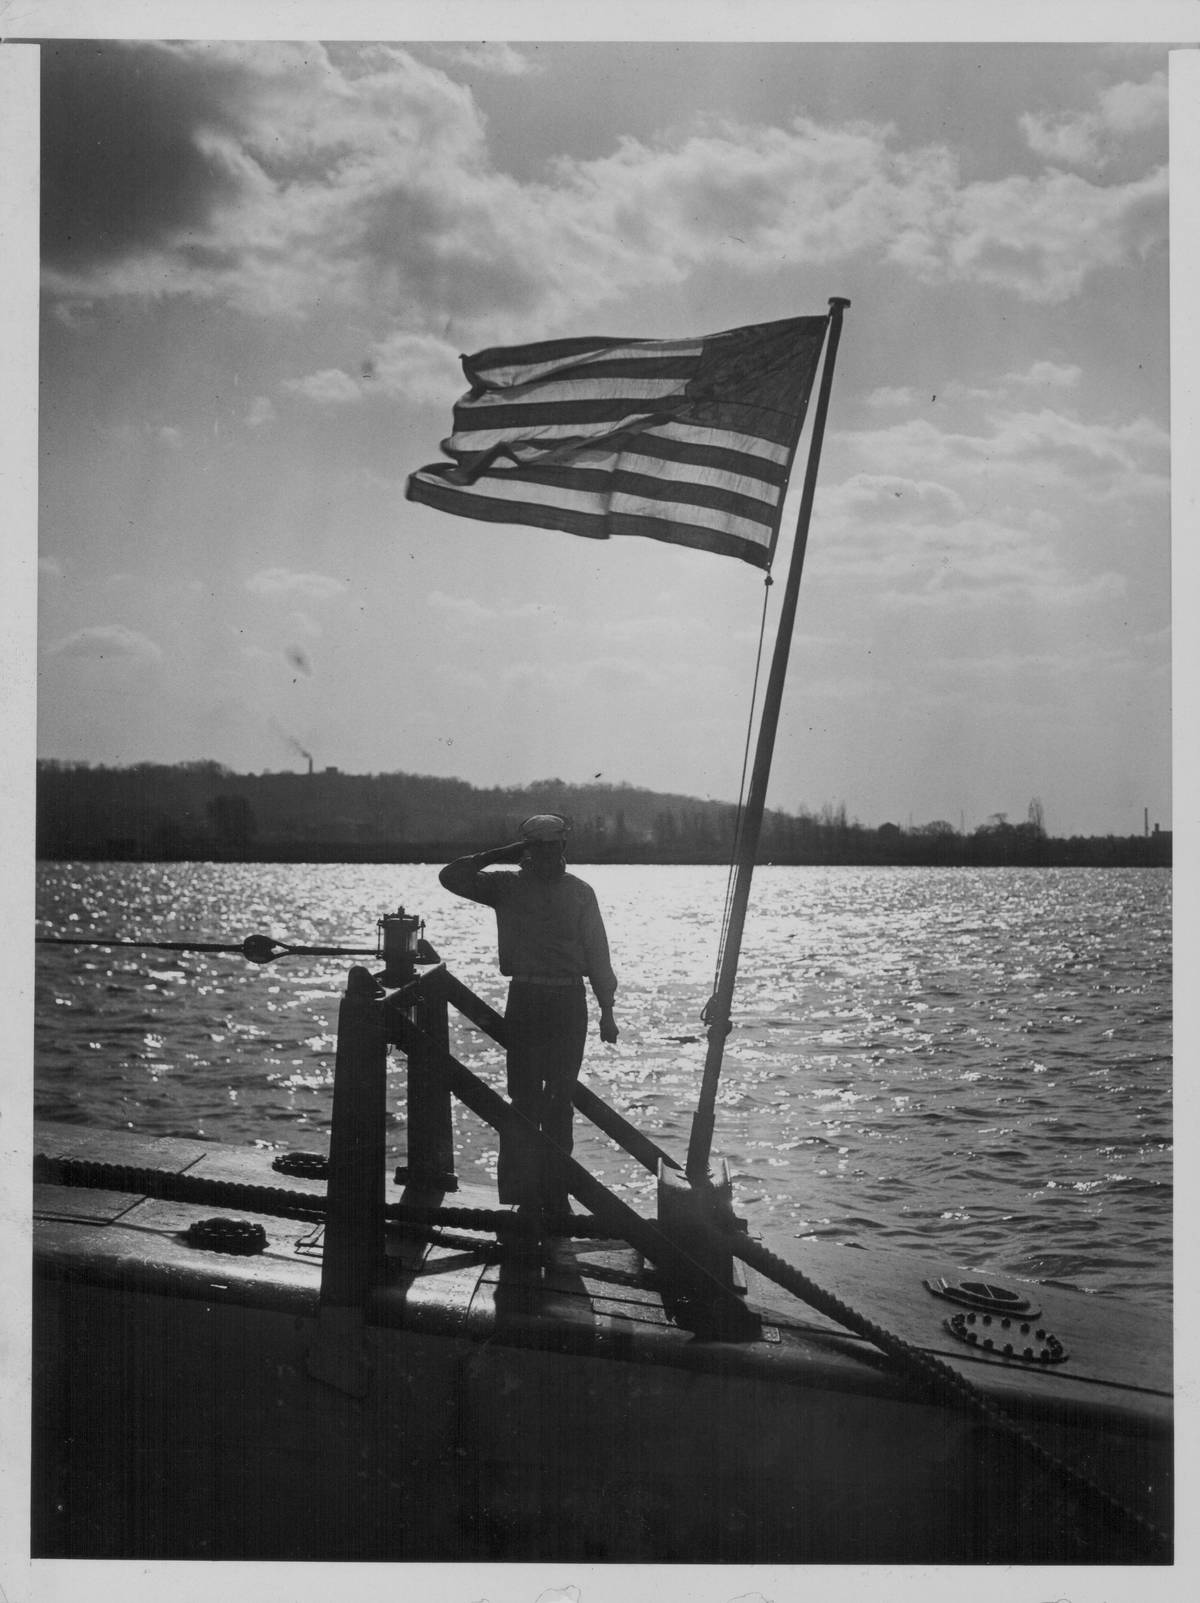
378 907 423 981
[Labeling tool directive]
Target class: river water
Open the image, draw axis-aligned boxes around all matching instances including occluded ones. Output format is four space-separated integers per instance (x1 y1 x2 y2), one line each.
34 861 1172 1312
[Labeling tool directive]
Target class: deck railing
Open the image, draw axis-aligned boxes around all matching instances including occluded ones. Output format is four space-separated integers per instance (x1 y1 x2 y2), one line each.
318 955 756 1338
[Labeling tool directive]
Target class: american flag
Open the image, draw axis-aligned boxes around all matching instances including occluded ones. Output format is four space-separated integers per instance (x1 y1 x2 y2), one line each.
406 314 829 569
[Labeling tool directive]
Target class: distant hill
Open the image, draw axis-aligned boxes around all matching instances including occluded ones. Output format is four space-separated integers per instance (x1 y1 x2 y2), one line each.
35 760 1171 868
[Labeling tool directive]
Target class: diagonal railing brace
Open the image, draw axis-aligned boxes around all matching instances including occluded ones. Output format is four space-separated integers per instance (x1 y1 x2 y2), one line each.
430 967 684 1177
385 1003 756 1338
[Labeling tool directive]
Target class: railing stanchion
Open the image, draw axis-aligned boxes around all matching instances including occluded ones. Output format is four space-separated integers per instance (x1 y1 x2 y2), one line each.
319 965 388 1309
397 968 457 1190
308 964 387 1395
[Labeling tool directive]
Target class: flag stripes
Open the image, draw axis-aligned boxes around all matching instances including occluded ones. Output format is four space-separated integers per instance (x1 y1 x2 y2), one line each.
479 454 779 526
407 314 828 568
460 372 695 405
407 470 767 566
463 337 705 389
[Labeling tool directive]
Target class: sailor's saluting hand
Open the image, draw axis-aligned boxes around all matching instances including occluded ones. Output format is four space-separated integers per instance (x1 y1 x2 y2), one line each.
468 839 526 865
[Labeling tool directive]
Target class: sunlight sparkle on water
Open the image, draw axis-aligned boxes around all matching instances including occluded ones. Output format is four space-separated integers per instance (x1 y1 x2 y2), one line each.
34 860 1171 1308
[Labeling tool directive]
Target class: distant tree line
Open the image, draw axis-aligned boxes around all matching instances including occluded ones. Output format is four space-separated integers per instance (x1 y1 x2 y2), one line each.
34 760 1171 868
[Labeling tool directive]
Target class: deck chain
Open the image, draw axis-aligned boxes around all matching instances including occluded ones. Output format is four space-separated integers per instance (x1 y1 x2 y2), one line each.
33 1153 609 1237
35 1154 329 1222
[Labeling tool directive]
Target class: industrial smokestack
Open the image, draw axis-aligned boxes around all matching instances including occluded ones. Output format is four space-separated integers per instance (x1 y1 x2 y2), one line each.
268 718 314 776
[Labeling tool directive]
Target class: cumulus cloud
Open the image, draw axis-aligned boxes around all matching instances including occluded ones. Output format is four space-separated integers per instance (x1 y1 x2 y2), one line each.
974 408 1168 497
245 567 347 600
246 395 276 427
483 653 674 695
39 43 1169 332
1100 73 1169 134
822 474 967 524
99 419 189 451
41 42 500 319
428 592 497 624
46 624 162 663
933 636 1139 680
370 332 469 406
875 363 1080 414
809 386 1165 626
886 549 1126 616
1020 72 1167 168
906 164 1166 303
864 386 917 410
428 590 544 623
284 368 364 405
814 495 1126 618
429 43 544 77
1021 111 1102 167
1003 360 1082 390
840 404 1168 504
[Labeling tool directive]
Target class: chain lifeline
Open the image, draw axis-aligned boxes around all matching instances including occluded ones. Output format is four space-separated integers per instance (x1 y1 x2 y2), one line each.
34 1154 329 1222
34 933 378 963
33 1153 610 1236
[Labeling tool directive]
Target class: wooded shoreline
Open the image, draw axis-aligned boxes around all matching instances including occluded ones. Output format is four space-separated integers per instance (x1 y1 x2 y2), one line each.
36 760 1171 869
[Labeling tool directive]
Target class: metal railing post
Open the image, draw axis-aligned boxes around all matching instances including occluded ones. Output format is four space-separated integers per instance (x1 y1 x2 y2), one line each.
396 969 457 1190
318 965 388 1309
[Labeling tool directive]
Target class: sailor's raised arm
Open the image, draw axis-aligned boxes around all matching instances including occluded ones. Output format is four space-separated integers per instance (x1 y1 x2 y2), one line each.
439 841 525 902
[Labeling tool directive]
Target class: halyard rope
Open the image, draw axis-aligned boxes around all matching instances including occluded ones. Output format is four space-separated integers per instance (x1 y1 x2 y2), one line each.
709 570 775 1011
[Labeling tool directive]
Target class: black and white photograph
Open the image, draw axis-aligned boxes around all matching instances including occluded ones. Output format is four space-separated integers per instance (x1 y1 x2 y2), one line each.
5 2 1193 1597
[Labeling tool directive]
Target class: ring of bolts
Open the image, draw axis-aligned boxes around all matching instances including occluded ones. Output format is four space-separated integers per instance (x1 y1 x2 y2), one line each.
946 1310 1067 1363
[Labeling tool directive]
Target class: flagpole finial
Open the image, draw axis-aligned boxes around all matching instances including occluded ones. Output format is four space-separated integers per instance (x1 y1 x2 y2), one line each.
829 296 851 311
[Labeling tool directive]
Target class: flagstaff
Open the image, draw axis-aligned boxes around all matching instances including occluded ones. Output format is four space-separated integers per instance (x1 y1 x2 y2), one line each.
686 296 851 1185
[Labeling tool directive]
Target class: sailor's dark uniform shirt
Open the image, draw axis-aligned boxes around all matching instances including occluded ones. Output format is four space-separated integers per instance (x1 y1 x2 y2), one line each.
439 858 617 1008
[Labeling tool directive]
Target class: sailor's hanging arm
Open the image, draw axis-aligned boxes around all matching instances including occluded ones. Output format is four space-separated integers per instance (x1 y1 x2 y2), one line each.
582 889 619 1044
438 842 524 904
593 990 619 1044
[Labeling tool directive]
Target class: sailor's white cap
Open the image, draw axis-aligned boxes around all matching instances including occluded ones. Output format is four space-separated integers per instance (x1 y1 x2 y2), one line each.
519 813 570 842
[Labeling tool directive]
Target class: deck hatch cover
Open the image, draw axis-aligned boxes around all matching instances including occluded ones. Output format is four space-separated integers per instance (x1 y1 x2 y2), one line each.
925 1276 1041 1319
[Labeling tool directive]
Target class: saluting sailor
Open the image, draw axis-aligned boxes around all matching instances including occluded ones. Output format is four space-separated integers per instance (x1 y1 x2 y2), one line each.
439 814 618 1229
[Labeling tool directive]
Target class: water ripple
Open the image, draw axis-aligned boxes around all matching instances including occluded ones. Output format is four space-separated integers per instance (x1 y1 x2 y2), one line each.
34 861 1171 1310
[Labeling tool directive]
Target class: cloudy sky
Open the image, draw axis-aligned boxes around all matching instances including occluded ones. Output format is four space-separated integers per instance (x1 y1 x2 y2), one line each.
17 8 1194 837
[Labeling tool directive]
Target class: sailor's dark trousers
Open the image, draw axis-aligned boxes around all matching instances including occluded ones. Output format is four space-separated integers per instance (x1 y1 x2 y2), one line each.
499 979 588 1215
